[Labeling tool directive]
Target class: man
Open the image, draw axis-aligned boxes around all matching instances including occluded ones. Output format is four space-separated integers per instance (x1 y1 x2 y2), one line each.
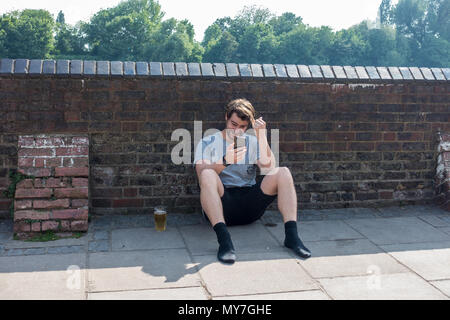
193 98 311 264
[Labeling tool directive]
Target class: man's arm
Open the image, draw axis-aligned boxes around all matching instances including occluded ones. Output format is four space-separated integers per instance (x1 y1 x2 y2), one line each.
256 131 276 174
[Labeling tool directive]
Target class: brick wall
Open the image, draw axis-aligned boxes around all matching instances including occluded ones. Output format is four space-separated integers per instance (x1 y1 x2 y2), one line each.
13 134 89 238
0 59 449 219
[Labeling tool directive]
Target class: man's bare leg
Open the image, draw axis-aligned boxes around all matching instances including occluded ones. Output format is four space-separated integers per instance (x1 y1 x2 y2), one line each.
260 167 297 223
260 167 311 259
198 169 225 226
197 169 236 263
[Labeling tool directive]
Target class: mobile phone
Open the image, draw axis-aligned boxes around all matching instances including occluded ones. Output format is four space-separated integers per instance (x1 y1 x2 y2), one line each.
234 136 246 149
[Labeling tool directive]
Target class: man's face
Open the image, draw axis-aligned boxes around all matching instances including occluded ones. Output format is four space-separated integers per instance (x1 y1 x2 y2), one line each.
225 112 249 139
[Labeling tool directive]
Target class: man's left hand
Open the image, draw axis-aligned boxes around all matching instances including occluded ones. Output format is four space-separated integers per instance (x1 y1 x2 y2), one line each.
252 116 266 138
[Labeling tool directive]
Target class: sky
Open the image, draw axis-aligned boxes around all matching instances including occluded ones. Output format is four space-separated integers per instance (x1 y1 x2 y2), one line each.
0 0 388 42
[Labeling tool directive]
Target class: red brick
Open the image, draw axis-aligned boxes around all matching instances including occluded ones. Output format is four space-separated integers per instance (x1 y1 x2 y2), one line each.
327 132 355 141
64 112 80 121
18 148 53 157
34 158 45 167
63 157 89 167
16 179 33 189
15 188 52 199
55 146 89 156
112 199 144 207
45 158 63 167
45 177 70 188
31 222 41 232
280 143 305 153
18 168 51 177
71 137 89 145
383 132 395 141
14 200 32 210
72 199 89 208
42 220 60 231
72 178 89 187
60 220 71 231
123 122 139 131
55 167 89 177
54 188 88 199
14 210 51 221
14 221 30 232
71 220 88 231
33 178 45 188
18 136 35 147
34 137 64 147
52 208 88 220
123 188 138 197
33 199 70 209
18 158 33 167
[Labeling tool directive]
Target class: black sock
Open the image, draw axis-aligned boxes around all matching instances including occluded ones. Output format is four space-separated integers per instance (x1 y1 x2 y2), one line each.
284 220 306 249
213 222 235 253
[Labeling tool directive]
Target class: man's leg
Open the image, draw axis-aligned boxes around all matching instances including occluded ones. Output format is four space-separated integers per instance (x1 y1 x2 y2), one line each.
260 167 311 259
260 167 297 223
198 169 225 226
197 169 236 264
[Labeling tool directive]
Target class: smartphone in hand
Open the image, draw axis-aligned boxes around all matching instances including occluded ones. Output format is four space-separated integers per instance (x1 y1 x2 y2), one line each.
234 136 246 149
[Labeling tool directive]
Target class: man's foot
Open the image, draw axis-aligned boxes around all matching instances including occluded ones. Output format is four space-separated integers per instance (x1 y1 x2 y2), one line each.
284 239 311 259
213 222 236 264
217 244 236 264
284 220 311 259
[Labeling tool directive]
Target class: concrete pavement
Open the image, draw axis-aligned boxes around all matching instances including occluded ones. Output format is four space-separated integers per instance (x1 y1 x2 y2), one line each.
0 204 450 300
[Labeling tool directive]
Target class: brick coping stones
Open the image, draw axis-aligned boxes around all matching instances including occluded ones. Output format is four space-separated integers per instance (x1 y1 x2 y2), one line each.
0 59 448 82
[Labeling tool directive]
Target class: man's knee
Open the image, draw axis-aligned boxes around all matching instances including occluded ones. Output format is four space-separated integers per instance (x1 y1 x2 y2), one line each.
198 169 219 187
278 166 293 179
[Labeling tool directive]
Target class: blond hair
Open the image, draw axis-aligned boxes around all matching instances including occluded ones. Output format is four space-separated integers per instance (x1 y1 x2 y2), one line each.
225 98 256 124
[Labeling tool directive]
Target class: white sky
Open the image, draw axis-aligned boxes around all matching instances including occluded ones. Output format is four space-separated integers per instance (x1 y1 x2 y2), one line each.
0 0 387 41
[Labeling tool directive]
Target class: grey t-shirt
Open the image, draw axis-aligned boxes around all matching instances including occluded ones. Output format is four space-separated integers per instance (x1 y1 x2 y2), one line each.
193 131 260 187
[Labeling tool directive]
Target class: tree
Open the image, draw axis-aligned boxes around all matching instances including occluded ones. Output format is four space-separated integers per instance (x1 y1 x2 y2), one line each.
269 12 303 36
0 9 54 59
83 0 164 60
147 18 204 62
203 31 238 62
379 0 394 25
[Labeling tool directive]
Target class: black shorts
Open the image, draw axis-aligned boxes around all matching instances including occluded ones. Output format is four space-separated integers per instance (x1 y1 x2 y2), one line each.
203 179 277 226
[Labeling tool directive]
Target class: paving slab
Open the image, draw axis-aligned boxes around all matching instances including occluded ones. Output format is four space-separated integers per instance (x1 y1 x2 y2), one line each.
319 273 448 300
88 249 201 292
88 287 208 300
194 252 318 297
439 227 450 235
214 290 329 300
344 217 450 245
0 233 11 242
0 253 86 299
380 241 450 281
376 205 445 217
430 280 450 297
3 234 88 249
112 227 185 251
299 239 408 278
266 219 364 243
179 222 281 256
418 215 449 227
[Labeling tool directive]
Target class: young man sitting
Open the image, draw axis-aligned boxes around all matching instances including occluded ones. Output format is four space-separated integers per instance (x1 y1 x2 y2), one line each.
193 98 311 264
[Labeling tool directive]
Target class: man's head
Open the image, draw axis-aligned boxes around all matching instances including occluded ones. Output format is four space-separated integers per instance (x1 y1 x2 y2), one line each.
224 99 256 138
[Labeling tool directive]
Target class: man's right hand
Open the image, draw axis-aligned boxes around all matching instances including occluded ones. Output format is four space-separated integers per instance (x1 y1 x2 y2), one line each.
223 143 247 165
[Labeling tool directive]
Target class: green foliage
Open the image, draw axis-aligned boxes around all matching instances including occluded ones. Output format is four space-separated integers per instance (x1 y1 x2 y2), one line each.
0 9 55 59
25 230 60 242
0 0 448 67
2 170 35 218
